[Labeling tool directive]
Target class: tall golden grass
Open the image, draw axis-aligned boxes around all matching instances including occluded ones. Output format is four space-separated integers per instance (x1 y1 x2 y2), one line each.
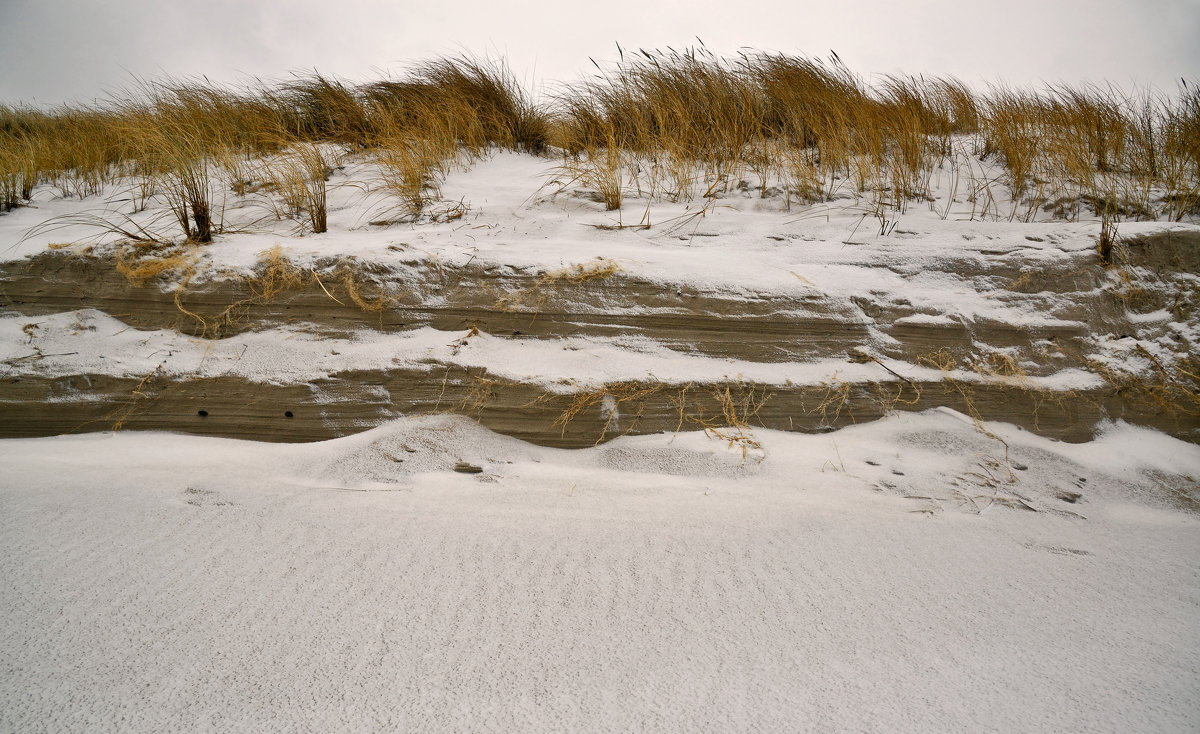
1 51 1196 237
549 49 1197 221
2 56 544 238
550 50 986 208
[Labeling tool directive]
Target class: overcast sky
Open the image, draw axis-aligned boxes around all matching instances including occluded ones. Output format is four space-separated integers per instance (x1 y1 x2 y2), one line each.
1 0 1197 105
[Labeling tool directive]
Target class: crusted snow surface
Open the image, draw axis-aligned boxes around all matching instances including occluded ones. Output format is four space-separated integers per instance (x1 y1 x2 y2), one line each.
1 411 1198 732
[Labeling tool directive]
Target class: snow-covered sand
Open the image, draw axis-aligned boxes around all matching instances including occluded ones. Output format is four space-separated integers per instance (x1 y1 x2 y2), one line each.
4 151 1197 442
2 412 1198 731
2 146 1199 730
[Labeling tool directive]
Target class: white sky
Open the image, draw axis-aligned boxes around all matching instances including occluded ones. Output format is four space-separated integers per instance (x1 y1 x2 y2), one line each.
1 0 1197 104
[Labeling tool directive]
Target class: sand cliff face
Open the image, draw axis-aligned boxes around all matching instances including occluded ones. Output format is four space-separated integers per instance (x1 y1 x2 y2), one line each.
2 229 1196 446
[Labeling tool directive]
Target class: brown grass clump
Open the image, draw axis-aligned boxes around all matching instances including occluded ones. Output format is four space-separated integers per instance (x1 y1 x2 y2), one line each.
1159 82 1200 220
978 80 1200 221
363 56 545 219
247 245 307 301
553 142 625 210
365 56 546 154
972 351 1028 380
7 105 126 200
113 242 195 285
370 133 452 218
551 48 766 204
551 48 1122 216
263 143 337 233
277 74 372 147
115 96 221 243
543 258 621 283
635 54 1197 220
0 110 43 209
1097 212 1120 265
4 56 545 238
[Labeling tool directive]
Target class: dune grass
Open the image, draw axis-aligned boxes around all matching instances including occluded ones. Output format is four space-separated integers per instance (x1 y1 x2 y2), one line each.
549 48 1197 221
1 51 1196 243
2 56 542 239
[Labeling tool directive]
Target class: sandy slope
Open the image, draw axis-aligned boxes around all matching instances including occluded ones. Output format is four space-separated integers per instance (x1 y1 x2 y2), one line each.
2 143 1199 732
3 152 1198 445
2 413 1198 732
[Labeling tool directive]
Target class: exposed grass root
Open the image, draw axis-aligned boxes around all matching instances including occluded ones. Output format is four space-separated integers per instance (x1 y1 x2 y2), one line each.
918 348 1012 459
103 244 402 337
544 257 622 283
1090 347 1200 419
810 374 854 427
495 258 621 313
551 381 665 445
673 383 772 463
544 379 770 459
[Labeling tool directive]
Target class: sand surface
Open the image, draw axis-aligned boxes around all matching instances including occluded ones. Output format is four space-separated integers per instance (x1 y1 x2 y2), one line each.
2 414 1198 732
3 139 1199 733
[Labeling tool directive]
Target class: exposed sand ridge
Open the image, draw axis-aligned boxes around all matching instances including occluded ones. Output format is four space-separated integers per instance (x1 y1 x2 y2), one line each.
2 229 1197 444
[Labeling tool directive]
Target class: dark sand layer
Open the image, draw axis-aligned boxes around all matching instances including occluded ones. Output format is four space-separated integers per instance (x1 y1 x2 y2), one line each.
2 367 1190 446
2 230 1197 444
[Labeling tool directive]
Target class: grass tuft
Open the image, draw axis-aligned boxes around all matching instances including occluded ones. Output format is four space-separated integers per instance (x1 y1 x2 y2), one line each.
1 53 1196 237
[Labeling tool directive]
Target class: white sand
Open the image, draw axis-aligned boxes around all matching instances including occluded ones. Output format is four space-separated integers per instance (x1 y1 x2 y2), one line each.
2 412 1198 732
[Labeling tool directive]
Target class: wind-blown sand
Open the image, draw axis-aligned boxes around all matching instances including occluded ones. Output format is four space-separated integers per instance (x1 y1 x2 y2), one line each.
2 412 1198 732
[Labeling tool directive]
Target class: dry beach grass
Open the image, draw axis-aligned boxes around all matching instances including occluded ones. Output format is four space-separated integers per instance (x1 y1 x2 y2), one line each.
1 50 1196 231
